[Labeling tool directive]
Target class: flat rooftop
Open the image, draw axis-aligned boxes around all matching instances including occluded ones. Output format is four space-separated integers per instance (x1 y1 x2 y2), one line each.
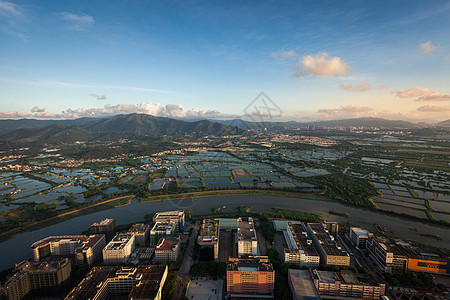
309 223 349 257
128 223 150 234
238 217 257 241
31 235 103 251
151 221 176 232
156 237 179 251
91 218 114 226
288 269 320 299
227 258 273 272
351 227 370 238
289 223 319 257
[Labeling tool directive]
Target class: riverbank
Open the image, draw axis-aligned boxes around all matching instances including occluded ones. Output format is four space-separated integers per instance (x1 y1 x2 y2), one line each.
0 194 448 272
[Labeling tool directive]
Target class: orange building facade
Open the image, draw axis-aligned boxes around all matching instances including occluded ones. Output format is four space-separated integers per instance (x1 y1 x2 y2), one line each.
407 258 449 274
226 257 274 297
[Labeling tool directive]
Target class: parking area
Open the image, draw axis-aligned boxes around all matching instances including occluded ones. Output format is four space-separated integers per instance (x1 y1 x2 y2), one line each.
186 277 223 300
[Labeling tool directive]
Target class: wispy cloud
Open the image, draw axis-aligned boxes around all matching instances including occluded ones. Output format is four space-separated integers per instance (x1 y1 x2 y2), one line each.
417 105 450 113
293 53 352 77
340 81 371 92
395 87 450 102
89 93 107 100
317 105 373 118
59 12 94 30
0 0 27 39
0 0 22 17
271 50 298 60
419 41 439 55
0 77 186 96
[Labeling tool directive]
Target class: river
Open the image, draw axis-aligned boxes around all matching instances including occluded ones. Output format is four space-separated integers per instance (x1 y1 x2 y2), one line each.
0 195 448 271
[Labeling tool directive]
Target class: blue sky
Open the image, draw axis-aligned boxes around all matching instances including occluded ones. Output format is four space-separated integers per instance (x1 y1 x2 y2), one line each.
1 0 449 122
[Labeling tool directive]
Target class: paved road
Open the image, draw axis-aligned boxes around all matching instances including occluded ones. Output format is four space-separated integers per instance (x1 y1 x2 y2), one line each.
178 221 199 276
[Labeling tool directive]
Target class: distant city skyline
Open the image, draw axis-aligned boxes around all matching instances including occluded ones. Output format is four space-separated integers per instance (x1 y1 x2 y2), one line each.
0 0 449 122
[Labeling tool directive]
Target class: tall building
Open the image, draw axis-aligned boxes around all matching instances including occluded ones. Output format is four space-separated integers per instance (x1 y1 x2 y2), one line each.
102 233 135 264
307 223 350 267
154 237 180 262
91 218 116 241
349 227 372 249
153 210 185 231
65 265 168 300
128 223 150 246
237 217 259 257
366 237 407 274
31 235 106 266
284 222 320 268
197 219 219 261
3 258 71 300
227 257 274 297
150 221 178 245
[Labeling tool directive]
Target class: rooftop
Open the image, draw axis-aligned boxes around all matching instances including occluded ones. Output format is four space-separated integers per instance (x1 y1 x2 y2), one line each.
128 223 150 234
227 257 274 272
288 269 320 299
151 221 177 232
156 237 179 251
104 234 133 251
238 217 257 242
31 235 104 251
289 222 319 257
308 223 349 257
91 218 115 227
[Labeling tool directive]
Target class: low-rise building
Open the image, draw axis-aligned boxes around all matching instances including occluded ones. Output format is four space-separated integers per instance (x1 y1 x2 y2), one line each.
366 237 407 274
349 227 372 249
153 210 185 231
226 257 274 298
3 258 71 300
102 233 135 264
150 221 177 245
31 235 105 266
307 223 350 267
65 265 168 300
311 269 385 300
237 217 259 257
197 219 219 261
395 240 450 275
284 222 320 268
128 223 150 246
154 237 180 262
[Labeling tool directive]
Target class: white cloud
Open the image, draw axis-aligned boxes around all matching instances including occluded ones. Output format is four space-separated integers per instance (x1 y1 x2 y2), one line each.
294 53 352 77
419 41 439 55
0 111 31 119
395 87 450 101
340 81 371 92
59 12 94 30
31 106 45 113
89 93 107 100
317 105 374 118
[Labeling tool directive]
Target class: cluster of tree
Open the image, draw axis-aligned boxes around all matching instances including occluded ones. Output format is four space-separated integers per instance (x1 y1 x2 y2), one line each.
189 262 227 277
273 208 321 223
384 272 447 292
162 273 178 300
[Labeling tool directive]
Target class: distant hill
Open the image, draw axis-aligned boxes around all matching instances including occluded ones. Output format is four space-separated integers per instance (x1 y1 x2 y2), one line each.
438 119 450 127
0 123 94 144
0 117 100 135
307 117 420 129
215 117 420 130
84 114 242 136
0 113 243 145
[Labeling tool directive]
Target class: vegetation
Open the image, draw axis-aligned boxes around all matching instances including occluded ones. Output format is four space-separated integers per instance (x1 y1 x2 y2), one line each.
189 262 227 277
162 273 178 300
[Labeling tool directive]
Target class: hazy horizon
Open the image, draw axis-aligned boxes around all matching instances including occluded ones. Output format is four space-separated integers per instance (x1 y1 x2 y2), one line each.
1 1 450 123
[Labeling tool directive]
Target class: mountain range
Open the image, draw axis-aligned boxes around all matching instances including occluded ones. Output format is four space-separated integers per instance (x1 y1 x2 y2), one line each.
0 114 448 146
0 114 242 145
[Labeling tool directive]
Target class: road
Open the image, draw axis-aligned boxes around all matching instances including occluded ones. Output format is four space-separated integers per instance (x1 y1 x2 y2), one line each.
178 221 199 276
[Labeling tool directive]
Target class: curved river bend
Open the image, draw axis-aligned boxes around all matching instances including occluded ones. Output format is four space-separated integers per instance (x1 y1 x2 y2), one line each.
0 195 448 271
